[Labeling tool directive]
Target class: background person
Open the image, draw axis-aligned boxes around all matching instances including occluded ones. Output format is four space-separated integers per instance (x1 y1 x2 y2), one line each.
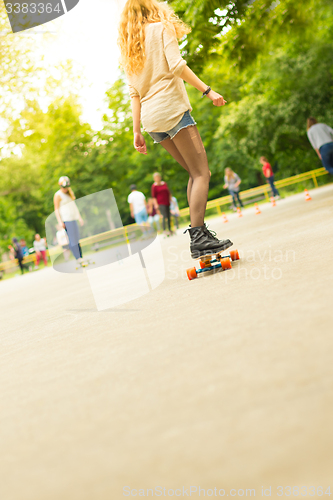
54 176 86 266
223 167 244 211
260 157 280 199
33 234 48 269
118 0 232 257
170 194 180 229
9 238 29 275
307 117 333 174
147 197 161 232
151 172 172 235
127 184 148 226
19 239 29 257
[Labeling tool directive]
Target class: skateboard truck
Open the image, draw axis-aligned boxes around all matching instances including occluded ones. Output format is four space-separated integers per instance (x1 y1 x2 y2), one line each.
186 249 240 281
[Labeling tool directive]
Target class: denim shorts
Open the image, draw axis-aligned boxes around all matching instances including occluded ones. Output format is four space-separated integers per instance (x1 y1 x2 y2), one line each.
147 110 197 144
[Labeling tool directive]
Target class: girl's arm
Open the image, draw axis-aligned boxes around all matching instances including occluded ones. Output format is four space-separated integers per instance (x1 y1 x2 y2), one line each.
235 177 241 188
131 96 147 155
54 194 64 227
179 65 226 107
153 198 159 211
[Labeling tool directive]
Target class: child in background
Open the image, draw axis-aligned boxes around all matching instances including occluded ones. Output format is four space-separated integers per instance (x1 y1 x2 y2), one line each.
147 197 161 232
33 234 48 268
170 194 180 229
20 239 29 257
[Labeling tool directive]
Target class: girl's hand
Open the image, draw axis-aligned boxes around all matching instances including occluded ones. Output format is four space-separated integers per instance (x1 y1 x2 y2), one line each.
207 90 227 106
79 217 84 227
134 133 147 155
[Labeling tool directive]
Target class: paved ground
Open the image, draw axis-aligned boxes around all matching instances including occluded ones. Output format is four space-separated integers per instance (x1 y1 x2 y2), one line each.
1 184 333 500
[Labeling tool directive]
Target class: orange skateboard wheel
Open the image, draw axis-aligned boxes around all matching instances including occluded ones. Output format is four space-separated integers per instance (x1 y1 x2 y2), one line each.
186 267 197 280
229 250 240 261
220 257 232 270
199 259 211 269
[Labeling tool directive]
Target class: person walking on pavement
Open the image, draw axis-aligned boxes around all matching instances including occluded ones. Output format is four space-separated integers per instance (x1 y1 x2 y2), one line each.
33 234 48 268
307 117 333 174
147 197 161 232
127 184 149 225
9 238 29 274
118 0 232 258
54 176 87 267
151 172 173 235
170 193 180 229
260 157 280 199
223 167 244 211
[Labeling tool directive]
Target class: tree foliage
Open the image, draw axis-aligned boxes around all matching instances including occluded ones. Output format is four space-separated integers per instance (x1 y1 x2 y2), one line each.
0 0 332 254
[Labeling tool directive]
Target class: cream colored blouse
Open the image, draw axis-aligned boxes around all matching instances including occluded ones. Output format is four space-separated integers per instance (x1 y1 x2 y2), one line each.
126 22 192 133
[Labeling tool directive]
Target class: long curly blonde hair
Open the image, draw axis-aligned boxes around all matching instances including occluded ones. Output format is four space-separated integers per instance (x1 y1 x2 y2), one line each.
117 0 191 76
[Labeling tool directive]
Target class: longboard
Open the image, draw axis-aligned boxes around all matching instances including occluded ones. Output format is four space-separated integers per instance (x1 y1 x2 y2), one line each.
186 249 240 281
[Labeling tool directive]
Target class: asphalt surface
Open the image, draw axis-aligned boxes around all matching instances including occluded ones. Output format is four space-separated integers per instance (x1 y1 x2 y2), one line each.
1 184 333 500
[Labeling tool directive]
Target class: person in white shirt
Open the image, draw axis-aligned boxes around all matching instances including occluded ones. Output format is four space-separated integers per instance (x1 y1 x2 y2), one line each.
33 234 48 268
307 117 333 174
54 176 86 266
127 184 148 225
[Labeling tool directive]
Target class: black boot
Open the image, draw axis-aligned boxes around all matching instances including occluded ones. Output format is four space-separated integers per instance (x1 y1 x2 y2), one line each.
184 225 233 259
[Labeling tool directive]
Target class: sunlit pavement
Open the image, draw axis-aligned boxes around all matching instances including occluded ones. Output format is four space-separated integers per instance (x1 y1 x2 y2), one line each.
1 184 333 500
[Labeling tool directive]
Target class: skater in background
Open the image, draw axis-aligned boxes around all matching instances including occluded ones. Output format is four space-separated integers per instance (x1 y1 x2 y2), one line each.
54 176 86 266
118 0 232 257
151 173 173 235
170 193 180 229
33 234 48 269
147 197 161 232
307 117 333 174
260 157 280 199
223 167 244 211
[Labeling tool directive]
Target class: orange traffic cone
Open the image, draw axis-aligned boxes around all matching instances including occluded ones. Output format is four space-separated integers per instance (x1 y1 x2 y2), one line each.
222 212 228 223
237 207 243 218
271 197 276 207
255 203 261 215
304 189 312 201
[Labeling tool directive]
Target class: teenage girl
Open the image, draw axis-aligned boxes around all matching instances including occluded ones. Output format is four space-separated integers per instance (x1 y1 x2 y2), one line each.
223 167 244 210
53 176 86 266
117 0 233 258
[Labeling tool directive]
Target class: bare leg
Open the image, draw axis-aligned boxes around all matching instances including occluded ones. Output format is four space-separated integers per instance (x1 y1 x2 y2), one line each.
171 126 210 227
159 137 193 207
